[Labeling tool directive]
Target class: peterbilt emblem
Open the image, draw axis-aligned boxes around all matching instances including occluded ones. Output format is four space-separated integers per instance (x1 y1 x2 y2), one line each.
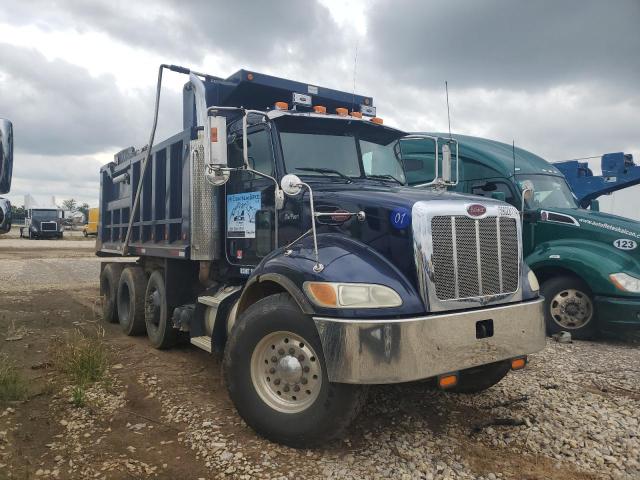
467 204 486 217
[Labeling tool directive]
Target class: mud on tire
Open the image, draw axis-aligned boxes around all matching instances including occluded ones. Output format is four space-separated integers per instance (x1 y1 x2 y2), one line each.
223 293 367 448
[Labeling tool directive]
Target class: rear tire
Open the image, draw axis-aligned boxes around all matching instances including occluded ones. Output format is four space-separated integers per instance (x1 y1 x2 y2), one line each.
100 263 124 323
447 360 511 394
541 275 596 340
144 270 177 349
117 266 147 336
224 293 367 448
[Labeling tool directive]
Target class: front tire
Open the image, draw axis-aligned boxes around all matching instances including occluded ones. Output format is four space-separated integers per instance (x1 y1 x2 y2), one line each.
144 270 177 349
117 266 147 336
224 293 367 448
447 360 511 394
541 275 596 339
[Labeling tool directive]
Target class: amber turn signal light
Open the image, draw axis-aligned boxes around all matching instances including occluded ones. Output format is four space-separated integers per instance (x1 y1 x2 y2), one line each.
313 105 327 114
437 373 458 389
335 107 348 116
370 117 383 125
305 282 337 307
274 101 289 110
511 357 527 370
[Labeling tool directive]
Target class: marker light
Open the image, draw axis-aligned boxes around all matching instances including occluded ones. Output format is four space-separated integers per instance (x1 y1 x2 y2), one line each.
511 357 527 370
313 105 327 114
438 374 458 389
303 282 402 308
335 107 348 117
370 117 383 125
609 272 640 293
274 101 289 110
350 111 362 118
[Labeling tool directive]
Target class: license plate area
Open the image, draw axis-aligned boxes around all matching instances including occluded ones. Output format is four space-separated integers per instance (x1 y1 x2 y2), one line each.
475 319 494 339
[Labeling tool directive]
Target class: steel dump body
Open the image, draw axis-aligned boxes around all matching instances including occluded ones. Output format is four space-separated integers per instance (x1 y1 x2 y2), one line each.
98 130 192 258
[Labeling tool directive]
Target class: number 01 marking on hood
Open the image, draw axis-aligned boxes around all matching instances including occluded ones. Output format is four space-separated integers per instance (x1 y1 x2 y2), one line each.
613 239 638 250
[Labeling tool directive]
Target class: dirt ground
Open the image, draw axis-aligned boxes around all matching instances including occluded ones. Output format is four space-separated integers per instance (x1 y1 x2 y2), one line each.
0 237 638 480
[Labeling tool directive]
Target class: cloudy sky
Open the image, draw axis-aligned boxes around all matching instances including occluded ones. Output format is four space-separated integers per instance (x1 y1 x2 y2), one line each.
0 0 639 210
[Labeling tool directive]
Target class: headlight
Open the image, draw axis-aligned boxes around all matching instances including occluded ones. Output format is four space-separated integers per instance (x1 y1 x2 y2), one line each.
609 272 640 293
303 282 402 308
527 270 540 292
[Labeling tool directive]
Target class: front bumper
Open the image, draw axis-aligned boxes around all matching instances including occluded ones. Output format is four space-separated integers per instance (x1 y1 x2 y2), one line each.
594 295 640 327
313 298 545 384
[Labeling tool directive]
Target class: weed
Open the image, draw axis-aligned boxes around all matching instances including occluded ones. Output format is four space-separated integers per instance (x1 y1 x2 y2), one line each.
71 385 86 407
50 328 110 387
0 355 28 402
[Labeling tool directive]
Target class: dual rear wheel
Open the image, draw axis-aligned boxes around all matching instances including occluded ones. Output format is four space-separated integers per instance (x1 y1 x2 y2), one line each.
100 265 176 348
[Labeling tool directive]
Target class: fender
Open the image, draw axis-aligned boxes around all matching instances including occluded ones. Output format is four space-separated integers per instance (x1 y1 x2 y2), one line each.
237 233 425 319
526 238 640 297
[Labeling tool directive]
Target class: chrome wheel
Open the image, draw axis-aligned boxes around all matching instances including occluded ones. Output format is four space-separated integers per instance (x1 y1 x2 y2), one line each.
250 331 322 414
550 288 593 329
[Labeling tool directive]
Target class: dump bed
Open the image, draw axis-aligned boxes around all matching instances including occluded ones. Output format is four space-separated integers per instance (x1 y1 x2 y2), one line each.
98 129 200 258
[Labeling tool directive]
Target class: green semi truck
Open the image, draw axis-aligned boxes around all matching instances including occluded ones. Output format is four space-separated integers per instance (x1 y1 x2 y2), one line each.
404 134 640 339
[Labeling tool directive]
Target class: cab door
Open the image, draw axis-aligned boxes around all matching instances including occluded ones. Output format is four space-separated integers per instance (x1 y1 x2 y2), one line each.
224 125 277 267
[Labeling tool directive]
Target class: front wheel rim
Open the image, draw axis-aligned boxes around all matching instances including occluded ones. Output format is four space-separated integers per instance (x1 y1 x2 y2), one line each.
550 288 593 329
250 331 322 414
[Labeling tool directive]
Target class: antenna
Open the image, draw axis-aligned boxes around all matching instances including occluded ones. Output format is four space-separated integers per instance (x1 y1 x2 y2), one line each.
351 40 359 111
512 140 517 177
445 81 452 139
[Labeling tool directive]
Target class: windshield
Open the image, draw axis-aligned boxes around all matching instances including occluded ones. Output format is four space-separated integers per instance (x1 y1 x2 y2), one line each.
32 210 58 221
277 116 406 184
517 174 577 209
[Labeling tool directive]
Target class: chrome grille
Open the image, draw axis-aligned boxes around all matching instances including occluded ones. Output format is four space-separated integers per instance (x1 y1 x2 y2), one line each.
431 215 519 300
40 221 57 232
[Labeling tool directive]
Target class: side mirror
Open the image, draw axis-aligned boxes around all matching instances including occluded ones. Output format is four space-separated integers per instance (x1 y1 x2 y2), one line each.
0 198 11 234
590 199 600 212
281 174 303 196
521 187 534 211
441 143 452 183
0 119 14 195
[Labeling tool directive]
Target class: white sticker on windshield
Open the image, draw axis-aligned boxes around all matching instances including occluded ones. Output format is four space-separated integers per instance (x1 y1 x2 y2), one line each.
613 239 637 251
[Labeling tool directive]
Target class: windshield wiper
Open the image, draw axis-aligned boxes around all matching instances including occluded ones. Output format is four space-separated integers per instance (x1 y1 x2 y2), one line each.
296 168 353 183
367 174 404 185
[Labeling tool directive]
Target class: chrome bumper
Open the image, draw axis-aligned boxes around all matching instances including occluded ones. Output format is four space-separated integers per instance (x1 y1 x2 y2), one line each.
313 298 545 384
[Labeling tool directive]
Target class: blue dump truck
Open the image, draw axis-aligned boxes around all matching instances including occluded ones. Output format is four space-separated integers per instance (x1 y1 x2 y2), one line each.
0 118 13 233
97 66 544 446
406 134 640 339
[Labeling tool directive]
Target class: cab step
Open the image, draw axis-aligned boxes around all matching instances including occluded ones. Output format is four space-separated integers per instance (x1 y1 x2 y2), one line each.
190 335 212 353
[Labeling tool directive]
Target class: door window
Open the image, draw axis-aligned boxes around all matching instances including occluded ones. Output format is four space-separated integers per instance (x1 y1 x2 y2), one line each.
247 129 274 176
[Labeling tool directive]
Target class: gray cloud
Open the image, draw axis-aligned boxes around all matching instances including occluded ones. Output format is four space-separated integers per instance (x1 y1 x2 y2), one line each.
366 0 640 92
0 0 344 66
0 43 182 156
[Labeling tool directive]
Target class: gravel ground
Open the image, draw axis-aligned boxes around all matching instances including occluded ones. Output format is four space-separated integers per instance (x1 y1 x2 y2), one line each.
131 338 639 480
1 244 639 479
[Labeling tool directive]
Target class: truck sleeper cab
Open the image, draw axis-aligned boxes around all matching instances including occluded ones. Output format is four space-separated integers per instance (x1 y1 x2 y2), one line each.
407 133 640 339
97 67 544 447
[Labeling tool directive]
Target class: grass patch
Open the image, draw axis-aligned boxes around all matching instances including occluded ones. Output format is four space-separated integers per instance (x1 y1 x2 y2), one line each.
51 328 110 387
0 355 28 402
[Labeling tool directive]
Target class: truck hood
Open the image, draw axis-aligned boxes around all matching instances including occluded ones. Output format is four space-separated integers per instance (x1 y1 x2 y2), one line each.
311 182 508 215
543 207 640 245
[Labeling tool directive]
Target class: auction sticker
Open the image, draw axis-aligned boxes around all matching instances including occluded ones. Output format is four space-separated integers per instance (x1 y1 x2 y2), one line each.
613 239 637 250
227 191 261 238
